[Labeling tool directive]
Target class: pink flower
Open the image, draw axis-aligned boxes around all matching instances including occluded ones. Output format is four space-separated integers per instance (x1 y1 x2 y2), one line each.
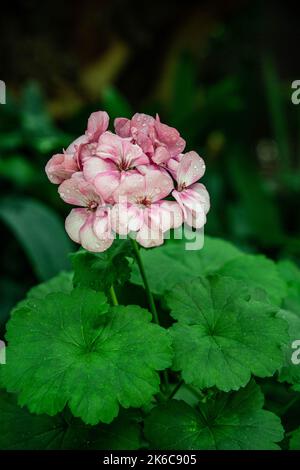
45 111 109 185
83 131 149 202
172 151 210 228
58 173 113 252
112 170 182 247
114 113 186 164
45 109 210 252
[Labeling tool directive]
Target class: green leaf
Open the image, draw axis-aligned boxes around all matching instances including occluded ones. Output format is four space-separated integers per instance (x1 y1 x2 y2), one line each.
278 259 300 313
289 427 300 450
131 236 242 296
144 380 284 450
27 271 73 299
1 289 172 424
167 276 288 391
0 390 141 450
71 239 133 291
0 197 72 281
276 260 300 385
12 272 74 313
219 255 287 306
277 309 300 385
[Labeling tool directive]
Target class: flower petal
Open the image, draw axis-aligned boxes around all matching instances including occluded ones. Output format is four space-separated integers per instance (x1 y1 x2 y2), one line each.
93 207 113 240
66 135 88 154
94 170 121 202
114 117 131 137
80 213 113 252
172 183 210 228
154 115 186 157
152 146 171 165
176 151 206 188
143 170 173 202
59 172 101 206
135 223 164 248
65 208 88 243
97 132 124 164
45 153 78 184
113 173 145 204
83 157 115 182
85 111 109 142
111 203 144 235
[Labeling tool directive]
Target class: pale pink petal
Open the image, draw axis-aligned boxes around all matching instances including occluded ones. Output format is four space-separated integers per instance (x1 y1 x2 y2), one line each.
152 146 171 165
77 142 98 169
189 183 210 214
136 223 164 248
114 117 131 137
176 151 206 188
167 154 182 179
93 207 113 240
65 208 88 243
79 213 113 252
97 132 124 164
45 153 78 184
154 115 186 157
111 203 143 235
97 132 148 169
131 113 155 155
173 183 210 228
157 201 183 231
143 170 173 202
121 139 149 167
83 157 116 182
94 170 121 202
85 111 109 142
113 173 145 204
66 135 88 154
59 172 101 206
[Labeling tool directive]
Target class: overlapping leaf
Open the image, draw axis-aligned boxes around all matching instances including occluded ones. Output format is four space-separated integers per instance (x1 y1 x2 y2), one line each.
144 380 284 450
219 254 287 305
276 260 300 384
167 276 288 391
131 236 242 295
71 239 133 292
0 390 141 450
1 289 172 424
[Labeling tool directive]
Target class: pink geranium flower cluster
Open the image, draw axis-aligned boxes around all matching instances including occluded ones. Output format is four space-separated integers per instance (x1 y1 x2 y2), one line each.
45 111 210 252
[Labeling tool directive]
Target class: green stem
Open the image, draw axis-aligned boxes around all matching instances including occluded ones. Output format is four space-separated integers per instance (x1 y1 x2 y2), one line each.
130 238 159 325
130 238 168 391
167 380 184 400
109 284 119 306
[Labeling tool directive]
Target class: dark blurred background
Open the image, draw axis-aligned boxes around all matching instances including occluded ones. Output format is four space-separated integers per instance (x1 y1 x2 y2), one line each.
1 0 300 335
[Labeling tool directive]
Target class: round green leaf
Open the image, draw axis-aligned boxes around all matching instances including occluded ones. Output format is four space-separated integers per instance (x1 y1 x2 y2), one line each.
0 390 142 450
144 381 284 450
219 255 287 306
1 289 172 424
289 427 300 450
167 276 288 391
131 236 242 296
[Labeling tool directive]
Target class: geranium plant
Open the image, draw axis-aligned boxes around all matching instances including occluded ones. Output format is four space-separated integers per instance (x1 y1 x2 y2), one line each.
0 111 300 451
